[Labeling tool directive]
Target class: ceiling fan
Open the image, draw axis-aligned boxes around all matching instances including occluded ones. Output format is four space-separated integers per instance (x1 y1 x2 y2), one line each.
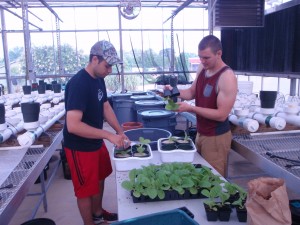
119 0 141 20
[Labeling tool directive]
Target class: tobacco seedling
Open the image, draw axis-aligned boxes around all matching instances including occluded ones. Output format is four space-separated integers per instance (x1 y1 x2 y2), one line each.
164 97 179 111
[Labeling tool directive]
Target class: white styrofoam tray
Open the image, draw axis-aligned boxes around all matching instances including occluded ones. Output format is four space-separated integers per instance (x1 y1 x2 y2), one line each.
157 137 196 163
112 144 153 171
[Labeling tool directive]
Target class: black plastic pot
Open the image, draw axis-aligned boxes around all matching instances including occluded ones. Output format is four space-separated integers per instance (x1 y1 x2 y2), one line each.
114 146 132 158
161 142 177 150
38 80 45 85
0 103 5 124
52 83 61 93
21 102 40 123
175 139 194 150
38 84 46 94
203 203 218 221
218 205 232 221
22 85 32 95
236 206 247 222
46 84 53 91
131 145 150 157
260 91 277 108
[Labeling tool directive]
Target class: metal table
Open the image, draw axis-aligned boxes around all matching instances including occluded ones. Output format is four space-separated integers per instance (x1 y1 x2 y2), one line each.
231 130 300 195
0 129 63 225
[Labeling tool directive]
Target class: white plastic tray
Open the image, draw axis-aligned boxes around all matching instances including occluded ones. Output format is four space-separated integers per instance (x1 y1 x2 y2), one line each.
157 137 196 163
112 144 153 171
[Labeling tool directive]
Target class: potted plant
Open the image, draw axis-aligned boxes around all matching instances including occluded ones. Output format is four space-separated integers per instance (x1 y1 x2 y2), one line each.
231 184 247 222
201 184 222 221
216 190 231 221
132 137 151 157
175 131 194 150
160 136 177 150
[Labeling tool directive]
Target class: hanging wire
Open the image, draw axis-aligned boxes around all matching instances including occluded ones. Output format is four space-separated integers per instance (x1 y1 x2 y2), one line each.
176 33 188 82
129 34 154 83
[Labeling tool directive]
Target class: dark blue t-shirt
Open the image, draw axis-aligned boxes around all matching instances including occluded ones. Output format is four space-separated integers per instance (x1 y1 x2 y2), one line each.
63 69 107 151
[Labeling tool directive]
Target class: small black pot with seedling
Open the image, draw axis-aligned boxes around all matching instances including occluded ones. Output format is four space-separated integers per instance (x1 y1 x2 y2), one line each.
175 131 194 150
160 136 177 150
114 146 132 158
132 137 151 157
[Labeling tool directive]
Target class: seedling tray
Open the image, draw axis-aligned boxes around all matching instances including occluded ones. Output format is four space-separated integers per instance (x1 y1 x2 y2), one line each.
131 189 206 203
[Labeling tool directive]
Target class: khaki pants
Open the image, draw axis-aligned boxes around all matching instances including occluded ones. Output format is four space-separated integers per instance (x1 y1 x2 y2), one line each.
195 131 232 177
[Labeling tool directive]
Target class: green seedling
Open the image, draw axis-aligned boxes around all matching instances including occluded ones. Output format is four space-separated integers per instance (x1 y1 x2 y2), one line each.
136 137 151 153
165 97 179 111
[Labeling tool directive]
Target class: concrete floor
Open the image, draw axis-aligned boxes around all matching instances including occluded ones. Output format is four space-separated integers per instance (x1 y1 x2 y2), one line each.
8 115 300 225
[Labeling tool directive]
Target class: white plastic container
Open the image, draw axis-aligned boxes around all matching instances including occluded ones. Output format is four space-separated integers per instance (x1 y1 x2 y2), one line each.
157 137 196 163
112 144 153 171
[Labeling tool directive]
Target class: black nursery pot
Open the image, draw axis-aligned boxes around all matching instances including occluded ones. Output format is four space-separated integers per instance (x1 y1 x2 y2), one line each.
114 146 132 158
38 84 46 94
218 205 232 221
175 139 194 150
236 206 247 222
0 103 5 124
131 145 150 157
21 102 40 123
203 203 218 221
260 91 277 108
46 84 53 91
39 80 45 85
161 140 177 150
22 85 32 95
52 84 61 93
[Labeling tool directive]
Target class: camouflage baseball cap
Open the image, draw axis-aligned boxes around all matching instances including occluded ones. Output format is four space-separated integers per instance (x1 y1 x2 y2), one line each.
90 40 122 65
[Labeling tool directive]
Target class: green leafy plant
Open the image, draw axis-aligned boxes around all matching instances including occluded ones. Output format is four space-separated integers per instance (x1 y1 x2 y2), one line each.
136 137 151 153
164 97 179 111
184 131 190 141
121 162 220 201
201 184 222 211
229 183 247 209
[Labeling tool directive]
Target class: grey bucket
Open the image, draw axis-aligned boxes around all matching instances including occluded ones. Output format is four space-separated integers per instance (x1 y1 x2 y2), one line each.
140 109 177 135
135 100 165 122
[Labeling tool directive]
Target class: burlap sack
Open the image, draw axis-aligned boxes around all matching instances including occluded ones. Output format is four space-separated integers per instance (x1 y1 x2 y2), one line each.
245 177 291 225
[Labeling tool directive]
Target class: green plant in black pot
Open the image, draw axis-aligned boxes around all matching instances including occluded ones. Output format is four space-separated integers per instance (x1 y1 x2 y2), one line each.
160 136 177 150
175 131 194 150
114 146 132 158
230 184 247 222
132 137 151 157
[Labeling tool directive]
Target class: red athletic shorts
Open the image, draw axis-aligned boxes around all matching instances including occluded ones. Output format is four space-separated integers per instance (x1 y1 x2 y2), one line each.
64 143 113 198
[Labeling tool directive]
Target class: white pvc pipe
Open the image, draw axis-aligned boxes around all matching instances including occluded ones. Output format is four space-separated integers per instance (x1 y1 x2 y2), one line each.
0 122 24 143
17 109 65 146
247 112 286 130
229 114 259 133
275 112 300 127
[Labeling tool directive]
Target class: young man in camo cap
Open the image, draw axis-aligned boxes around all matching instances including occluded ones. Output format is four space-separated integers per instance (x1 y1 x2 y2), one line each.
63 40 130 225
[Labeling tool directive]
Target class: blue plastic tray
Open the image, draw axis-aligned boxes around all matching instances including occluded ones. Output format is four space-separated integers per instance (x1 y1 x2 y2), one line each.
111 209 199 225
